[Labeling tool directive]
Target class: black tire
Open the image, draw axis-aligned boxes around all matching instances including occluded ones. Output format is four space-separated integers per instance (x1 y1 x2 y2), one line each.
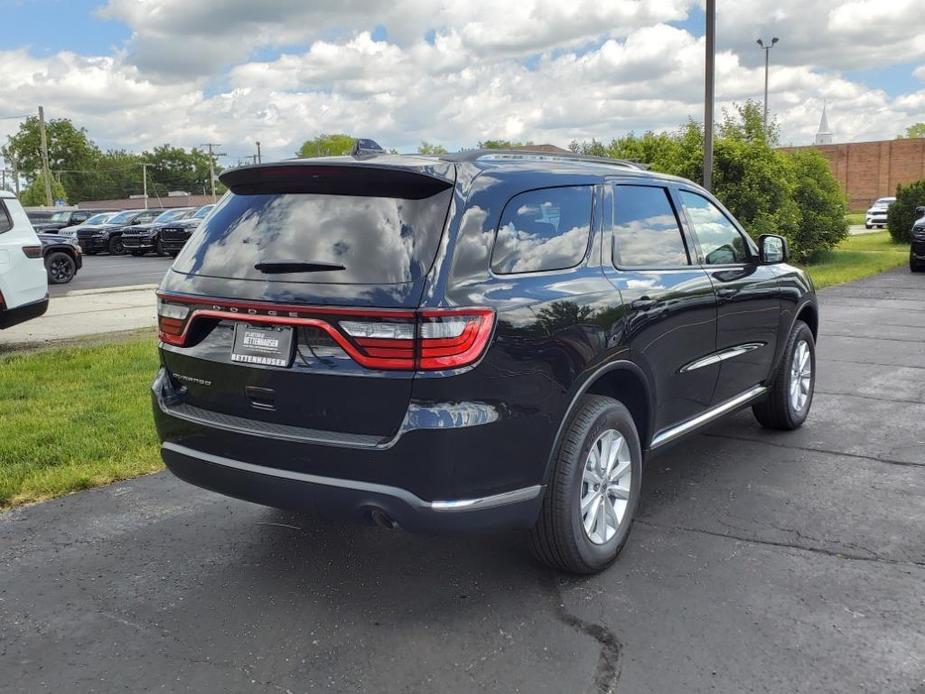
108 235 125 255
752 320 815 430
865 224 871 229
911 256 925 273
156 238 166 256
528 395 643 574
45 251 76 284
130 250 145 257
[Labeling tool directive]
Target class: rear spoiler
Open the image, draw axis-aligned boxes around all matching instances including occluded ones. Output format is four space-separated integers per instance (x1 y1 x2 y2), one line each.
220 162 455 199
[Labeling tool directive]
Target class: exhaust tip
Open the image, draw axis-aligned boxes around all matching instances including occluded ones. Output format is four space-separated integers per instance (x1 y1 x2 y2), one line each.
369 508 398 529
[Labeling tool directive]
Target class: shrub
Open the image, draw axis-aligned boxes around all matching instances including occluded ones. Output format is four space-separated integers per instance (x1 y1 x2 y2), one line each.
887 180 925 243
787 150 849 259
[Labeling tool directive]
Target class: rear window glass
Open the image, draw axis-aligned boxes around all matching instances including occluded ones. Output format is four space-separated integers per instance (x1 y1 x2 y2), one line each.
611 186 689 268
491 186 592 274
172 189 453 285
0 202 11 234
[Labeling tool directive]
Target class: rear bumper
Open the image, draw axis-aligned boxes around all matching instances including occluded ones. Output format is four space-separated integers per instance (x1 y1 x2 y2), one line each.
162 442 542 532
0 296 49 329
151 368 547 532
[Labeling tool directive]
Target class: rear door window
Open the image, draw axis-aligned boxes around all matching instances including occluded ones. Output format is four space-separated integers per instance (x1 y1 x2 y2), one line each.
491 186 593 274
172 189 453 285
611 185 689 268
0 201 11 234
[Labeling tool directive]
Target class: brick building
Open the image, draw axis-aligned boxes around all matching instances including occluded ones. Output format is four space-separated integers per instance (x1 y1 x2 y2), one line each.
780 138 925 211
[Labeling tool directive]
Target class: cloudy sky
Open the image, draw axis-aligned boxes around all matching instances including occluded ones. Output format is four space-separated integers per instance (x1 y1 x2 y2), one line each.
1 0 923 163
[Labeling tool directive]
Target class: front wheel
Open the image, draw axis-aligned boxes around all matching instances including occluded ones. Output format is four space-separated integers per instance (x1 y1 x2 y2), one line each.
108 236 125 255
528 395 643 574
752 320 815 430
911 256 925 273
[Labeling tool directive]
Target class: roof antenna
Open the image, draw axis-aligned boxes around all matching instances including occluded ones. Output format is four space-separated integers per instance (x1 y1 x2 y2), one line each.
351 138 386 158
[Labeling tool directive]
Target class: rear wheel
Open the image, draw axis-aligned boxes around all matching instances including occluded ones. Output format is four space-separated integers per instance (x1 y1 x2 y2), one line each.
752 320 815 430
108 236 125 255
529 395 642 574
45 251 76 284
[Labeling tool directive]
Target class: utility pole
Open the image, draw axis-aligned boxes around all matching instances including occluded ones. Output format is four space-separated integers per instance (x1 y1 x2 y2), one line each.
38 106 53 206
256 141 262 164
757 37 779 136
200 143 224 202
703 0 715 192
140 162 150 209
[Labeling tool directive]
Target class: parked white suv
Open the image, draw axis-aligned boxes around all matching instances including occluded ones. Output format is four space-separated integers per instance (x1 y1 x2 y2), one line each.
0 190 49 329
865 196 895 229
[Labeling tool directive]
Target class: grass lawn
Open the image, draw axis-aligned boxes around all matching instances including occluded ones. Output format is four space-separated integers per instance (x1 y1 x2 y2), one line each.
0 338 162 509
803 231 908 289
845 212 866 226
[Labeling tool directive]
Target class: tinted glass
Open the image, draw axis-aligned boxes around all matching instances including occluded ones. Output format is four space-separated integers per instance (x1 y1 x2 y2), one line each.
134 210 161 223
73 212 90 223
85 213 112 225
108 210 140 224
193 205 214 219
50 211 71 222
154 209 191 223
679 191 749 265
173 189 453 285
491 186 592 274
0 202 11 234
611 186 688 267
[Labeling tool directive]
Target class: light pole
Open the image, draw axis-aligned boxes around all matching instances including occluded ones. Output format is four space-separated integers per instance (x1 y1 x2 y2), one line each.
703 0 715 191
756 37 779 135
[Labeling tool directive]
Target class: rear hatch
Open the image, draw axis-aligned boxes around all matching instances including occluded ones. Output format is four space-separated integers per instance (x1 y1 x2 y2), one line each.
157 159 460 438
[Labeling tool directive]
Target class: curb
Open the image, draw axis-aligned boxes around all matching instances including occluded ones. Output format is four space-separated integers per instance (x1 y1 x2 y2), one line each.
60 284 158 298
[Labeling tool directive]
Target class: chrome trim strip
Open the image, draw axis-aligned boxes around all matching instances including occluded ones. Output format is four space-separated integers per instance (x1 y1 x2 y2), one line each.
649 385 767 449
161 442 542 513
680 343 765 373
430 486 543 512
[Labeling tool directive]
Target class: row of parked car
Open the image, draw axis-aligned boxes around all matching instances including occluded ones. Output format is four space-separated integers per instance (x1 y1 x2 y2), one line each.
25 204 213 284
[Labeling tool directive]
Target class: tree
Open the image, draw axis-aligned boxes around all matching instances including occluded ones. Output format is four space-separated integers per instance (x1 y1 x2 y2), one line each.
297 134 355 158
418 141 448 155
19 175 68 206
897 123 925 139
478 140 530 149
2 116 100 202
143 145 216 198
787 150 849 257
887 180 925 243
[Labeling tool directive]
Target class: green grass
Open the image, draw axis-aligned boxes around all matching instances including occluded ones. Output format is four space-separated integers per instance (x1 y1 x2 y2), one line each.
803 231 908 289
0 338 162 509
845 212 866 226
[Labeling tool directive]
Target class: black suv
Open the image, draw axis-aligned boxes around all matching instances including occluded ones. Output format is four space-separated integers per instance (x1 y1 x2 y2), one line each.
911 206 925 272
31 208 113 234
158 204 215 256
121 207 195 256
152 152 818 574
77 208 162 255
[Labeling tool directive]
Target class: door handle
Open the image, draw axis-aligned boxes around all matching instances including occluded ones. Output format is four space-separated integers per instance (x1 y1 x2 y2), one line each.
630 297 658 311
716 287 738 299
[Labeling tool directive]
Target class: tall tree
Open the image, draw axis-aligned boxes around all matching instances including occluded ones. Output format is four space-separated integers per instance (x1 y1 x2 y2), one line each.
1 116 100 202
418 141 448 155
297 134 356 158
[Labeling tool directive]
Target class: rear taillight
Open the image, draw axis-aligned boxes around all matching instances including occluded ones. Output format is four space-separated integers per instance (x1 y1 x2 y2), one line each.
156 293 495 371
22 246 43 258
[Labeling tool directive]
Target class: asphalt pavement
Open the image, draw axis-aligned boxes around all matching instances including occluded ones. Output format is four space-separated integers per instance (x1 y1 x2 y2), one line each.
2 268 924 693
50 253 173 296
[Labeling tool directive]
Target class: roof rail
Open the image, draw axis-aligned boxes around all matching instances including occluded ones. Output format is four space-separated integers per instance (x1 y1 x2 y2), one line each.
441 149 647 170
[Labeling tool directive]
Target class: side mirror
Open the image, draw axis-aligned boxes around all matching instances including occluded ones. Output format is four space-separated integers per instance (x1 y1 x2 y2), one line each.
915 206 925 218
758 234 787 264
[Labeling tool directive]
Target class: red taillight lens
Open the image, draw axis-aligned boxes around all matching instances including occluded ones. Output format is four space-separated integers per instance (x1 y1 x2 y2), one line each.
156 293 495 371
22 245 43 258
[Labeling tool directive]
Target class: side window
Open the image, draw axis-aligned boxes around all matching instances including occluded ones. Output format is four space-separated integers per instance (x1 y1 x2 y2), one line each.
491 186 592 274
0 202 12 234
73 212 89 223
679 191 749 265
611 185 689 268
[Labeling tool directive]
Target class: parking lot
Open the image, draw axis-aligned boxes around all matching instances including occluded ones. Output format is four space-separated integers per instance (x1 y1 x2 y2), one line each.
1 267 924 693
49 253 173 296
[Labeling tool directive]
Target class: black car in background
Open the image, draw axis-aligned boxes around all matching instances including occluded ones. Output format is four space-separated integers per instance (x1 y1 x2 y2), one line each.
32 208 114 234
77 208 162 255
152 151 818 574
911 206 925 272
158 204 215 256
38 232 83 284
122 207 196 256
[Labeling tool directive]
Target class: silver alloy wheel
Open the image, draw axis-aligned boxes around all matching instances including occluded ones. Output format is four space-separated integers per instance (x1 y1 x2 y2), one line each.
790 339 812 412
579 429 632 545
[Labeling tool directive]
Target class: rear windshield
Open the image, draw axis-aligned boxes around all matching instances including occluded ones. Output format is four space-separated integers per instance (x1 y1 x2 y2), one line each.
172 189 453 284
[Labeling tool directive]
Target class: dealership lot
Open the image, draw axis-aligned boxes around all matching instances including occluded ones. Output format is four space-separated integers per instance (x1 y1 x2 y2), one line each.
49 254 173 296
1 268 924 693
